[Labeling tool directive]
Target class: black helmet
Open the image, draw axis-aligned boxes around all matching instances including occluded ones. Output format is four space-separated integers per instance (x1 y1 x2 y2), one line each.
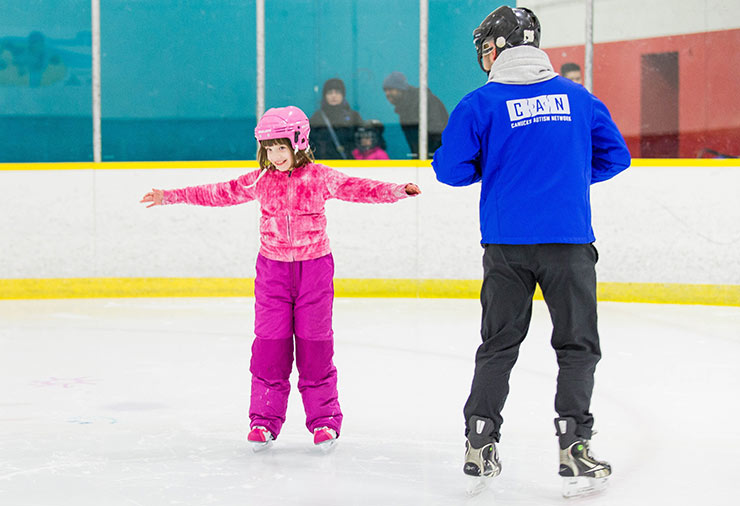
473 6 541 72
355 120 386 151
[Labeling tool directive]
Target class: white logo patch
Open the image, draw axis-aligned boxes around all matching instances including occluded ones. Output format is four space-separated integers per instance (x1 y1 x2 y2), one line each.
506 94 572 128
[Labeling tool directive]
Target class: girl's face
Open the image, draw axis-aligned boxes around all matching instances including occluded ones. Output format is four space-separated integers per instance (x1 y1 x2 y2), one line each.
265 143 294 171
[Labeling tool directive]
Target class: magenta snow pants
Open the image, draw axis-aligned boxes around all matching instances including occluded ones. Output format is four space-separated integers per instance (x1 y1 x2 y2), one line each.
249 253 342 438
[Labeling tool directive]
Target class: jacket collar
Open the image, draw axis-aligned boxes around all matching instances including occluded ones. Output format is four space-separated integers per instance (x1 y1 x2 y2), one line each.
487 46 558 85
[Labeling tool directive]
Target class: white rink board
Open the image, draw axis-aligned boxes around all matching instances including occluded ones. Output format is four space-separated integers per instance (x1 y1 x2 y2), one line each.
1 163 739 285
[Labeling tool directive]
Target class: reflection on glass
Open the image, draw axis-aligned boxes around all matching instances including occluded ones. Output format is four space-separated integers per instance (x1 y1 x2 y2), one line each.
0 30 90 88
0 0 92 162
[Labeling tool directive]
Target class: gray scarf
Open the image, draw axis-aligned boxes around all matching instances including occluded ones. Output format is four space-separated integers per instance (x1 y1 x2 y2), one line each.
487 46 558 85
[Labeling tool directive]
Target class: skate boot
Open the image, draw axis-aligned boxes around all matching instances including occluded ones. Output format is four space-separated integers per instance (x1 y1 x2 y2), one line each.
555 417 611 498
247 426 274 452
313 426 338 453
463 415 501 496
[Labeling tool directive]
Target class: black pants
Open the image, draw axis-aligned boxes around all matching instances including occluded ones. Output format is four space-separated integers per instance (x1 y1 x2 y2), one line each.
464 243 601 442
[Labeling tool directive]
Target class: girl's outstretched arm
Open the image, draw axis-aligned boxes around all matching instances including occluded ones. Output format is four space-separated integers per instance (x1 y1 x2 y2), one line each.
324 166 421 203
142 171 261 208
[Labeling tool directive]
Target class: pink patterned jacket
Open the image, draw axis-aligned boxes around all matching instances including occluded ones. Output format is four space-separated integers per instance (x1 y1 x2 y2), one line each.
162 162 410 262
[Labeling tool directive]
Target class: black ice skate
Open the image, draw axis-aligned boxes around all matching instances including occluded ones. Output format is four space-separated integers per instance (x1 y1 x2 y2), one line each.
464 415 501 496
555 417 611 498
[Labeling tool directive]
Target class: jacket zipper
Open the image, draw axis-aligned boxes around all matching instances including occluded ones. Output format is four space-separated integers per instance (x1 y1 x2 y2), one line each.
286 169 293 261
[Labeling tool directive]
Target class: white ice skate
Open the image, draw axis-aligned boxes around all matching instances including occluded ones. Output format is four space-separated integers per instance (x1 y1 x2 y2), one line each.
247 426 274 452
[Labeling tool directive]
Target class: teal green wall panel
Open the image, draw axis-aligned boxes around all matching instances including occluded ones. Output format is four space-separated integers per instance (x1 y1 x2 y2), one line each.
1 0 506 162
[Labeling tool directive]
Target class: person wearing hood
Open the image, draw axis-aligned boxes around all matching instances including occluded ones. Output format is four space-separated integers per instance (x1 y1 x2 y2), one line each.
382 71 448 158
432 6 630 498
309 78 363 159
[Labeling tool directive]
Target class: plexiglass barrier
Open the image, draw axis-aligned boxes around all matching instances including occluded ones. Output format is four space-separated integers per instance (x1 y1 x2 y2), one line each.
1 0 737 162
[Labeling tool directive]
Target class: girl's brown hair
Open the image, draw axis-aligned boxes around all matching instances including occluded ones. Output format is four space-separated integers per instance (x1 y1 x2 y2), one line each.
257 138 314 171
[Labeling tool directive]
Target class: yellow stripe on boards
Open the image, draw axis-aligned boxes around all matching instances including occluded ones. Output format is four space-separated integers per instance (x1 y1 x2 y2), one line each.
0 161 261 171
0 278 255 299
597 282 740 306
628 158 740 167
0 278 738 306
333 279 485 298
1 158 738 171
0 160 423 171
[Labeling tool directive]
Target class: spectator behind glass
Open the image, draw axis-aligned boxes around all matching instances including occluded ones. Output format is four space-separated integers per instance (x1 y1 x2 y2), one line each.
382 71 448 158
309 78 362 159
560 62 583 84
352 119 389 160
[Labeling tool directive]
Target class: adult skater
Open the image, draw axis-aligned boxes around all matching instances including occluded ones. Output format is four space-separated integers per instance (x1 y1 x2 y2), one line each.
141 106 420 452
431 6 630 497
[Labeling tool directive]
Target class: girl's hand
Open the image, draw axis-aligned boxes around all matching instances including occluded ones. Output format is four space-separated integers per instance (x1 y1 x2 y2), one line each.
140 189 164 208
405 183 421 196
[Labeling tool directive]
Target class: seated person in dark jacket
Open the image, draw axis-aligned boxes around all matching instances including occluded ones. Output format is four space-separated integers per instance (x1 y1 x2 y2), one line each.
382 71 449 158
309 78 363 159
352 119 390 160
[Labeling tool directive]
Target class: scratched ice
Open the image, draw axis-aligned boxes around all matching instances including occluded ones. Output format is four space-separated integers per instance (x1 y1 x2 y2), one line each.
0 298 738 506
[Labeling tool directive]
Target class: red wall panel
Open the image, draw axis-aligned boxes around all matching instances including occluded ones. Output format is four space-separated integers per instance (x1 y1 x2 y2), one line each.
544 29 740 157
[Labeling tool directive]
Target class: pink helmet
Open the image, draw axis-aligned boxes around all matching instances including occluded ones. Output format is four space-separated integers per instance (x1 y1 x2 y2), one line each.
254 106 310 151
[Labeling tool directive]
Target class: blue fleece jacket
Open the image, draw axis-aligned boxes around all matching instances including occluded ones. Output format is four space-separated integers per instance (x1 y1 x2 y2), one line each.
432 66 630 245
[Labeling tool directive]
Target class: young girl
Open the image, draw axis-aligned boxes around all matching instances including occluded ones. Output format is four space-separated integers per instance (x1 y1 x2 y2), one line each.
352 119 390 160
140 106 421 451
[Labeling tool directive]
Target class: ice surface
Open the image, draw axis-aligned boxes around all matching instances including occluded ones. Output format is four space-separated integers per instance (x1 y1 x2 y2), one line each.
1 297 738 505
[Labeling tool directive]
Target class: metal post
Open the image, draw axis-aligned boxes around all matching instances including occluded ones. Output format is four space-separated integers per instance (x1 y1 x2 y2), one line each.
418 0 429 160
584 0 594 93
91 0 101 162
256 0 265 123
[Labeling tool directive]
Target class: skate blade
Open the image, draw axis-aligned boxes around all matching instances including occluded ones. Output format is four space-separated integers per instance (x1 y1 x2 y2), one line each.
316 438 338 454
250 440 273 453
465 475 490 496
561 476 609 498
